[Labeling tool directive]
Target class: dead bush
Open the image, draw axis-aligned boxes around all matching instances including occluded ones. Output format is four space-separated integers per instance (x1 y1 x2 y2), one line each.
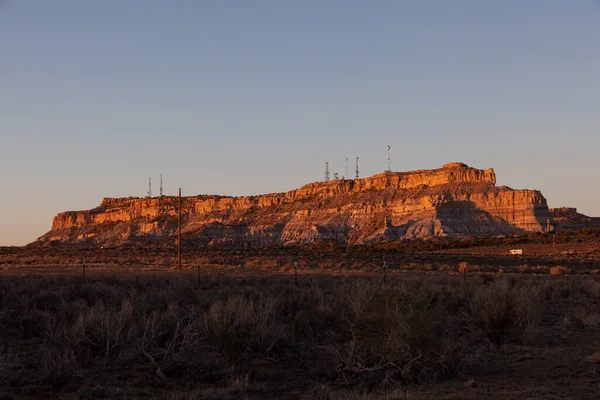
322 279 468 386
0 346 22 383
204 295 282 360
550 266 571 276
1 270 585 396
470 280 541 345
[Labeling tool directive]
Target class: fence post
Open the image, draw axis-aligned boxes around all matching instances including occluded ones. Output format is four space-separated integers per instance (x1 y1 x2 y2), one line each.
459 262 468 287
294 261 298 287
82 259 86 285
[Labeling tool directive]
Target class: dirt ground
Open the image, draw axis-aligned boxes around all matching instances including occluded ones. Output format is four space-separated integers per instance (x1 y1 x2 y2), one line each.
1 238 600 399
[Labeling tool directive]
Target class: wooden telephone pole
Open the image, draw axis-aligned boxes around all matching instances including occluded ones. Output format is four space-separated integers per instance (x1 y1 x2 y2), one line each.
178 188 182 269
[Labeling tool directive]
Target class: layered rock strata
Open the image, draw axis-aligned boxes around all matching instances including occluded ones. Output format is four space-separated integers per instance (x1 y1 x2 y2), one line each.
549 208 600 230
38 163 554 247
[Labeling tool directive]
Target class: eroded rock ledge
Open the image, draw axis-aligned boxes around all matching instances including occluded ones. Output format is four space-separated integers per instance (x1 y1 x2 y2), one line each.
38 163 553 247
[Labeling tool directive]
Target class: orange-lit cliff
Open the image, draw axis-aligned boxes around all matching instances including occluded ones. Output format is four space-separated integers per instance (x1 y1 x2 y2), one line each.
38 163 554 247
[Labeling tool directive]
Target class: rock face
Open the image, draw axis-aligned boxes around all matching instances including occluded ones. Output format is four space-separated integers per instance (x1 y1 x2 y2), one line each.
38 163 555 247
549 208 600 230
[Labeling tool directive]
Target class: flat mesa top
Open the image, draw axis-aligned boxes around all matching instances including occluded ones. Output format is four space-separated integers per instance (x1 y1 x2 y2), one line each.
442 162 470 169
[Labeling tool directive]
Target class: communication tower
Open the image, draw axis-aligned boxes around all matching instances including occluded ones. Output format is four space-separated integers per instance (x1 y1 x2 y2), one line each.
325 162 330 182
345 157 348 179
147 177 152 198
160 174 164 197
387 145 391 172
355 157 359 180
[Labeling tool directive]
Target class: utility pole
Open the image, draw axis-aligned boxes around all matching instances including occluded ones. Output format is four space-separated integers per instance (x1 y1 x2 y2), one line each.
325 162 330 182
355 157 359 180
178 188 182 269
148 177 152 198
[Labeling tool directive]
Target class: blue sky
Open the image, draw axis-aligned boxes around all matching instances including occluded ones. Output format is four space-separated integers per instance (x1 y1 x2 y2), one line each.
1 1 600 246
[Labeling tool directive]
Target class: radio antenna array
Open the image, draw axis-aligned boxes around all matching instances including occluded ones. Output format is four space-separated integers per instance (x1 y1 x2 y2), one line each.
345 157 348 179
160 174 164 197
387 145 391 172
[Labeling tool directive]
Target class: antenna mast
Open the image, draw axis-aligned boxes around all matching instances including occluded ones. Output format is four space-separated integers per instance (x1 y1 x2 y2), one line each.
148 177 152 198
387 145 391 172
345 157 348 179
325 162 330 182
355 157 359 180
160 174 164 197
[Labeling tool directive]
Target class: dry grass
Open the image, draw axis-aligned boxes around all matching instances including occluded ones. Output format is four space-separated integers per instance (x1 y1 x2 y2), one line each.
1 272 599 398
470 280 541 345
549 266 571 276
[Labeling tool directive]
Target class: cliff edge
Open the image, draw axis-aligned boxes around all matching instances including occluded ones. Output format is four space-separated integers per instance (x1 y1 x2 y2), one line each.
37 163 554 247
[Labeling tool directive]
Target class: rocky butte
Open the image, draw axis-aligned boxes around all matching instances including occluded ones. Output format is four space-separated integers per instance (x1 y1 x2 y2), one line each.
38 162 557 248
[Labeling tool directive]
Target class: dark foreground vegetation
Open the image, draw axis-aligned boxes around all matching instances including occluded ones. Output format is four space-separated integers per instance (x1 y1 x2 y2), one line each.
1 271 600 399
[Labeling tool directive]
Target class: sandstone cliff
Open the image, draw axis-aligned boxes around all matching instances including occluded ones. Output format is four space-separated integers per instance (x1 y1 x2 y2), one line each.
549 208 600 230
38 163 554 247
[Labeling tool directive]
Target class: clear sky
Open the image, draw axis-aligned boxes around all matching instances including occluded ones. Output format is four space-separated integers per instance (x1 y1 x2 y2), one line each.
1 1 600 246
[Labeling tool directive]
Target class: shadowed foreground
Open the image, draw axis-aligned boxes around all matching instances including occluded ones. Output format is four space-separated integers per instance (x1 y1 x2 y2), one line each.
1 272 600 399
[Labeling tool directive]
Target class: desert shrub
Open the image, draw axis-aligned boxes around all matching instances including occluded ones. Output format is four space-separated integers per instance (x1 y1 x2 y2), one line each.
69 298 138 361
319 279 468 386
406 263 433 271
197 256 211 266
579 278 600 299
536 266 550 274
0 346 22 383
204 295 283 360
470 280 541 345
40 346 77 387
4 307 50 338
517 265 533 274
550 266 571 276
422 263 434 271
519 265 549 275
0 271 578 396
438 264 455 272
573 310 600 328
244 258 262 268
479 274 495 286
